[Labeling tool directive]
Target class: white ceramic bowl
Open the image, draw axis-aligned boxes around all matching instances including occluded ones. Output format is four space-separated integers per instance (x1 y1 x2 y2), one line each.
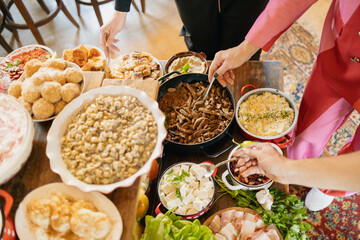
46 86 167 193
236 87 298 142
0 94 34 185
5 44 55 61
15 183 122 240
108 52 164 79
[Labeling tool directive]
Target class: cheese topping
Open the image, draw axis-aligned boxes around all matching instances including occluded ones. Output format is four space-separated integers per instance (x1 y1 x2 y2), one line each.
238 92 294 137
159 163 214 215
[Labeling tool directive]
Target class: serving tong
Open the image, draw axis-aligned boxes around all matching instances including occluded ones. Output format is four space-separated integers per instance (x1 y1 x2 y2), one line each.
199 157 237 178
104 33 110 78
192 73 219 110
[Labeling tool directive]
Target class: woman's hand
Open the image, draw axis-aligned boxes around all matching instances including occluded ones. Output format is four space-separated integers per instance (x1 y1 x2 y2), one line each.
240 142 291 184
100 11 127 56
208 40 260 86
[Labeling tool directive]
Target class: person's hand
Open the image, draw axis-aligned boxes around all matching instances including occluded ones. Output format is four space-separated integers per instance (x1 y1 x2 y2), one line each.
208 40 260 86
100 11 127 57
240 142 291 184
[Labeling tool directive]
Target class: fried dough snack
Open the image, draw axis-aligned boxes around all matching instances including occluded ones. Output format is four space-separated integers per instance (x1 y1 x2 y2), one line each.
8 58 84 120
41 81 62 103
23 59 42 78
63 45 106 71
32 98 55 119
8 81 22 98
26 194 112 240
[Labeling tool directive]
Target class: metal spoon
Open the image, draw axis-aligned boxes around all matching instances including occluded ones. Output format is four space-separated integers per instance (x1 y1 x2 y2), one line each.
192 73 219 110
199 157 237 178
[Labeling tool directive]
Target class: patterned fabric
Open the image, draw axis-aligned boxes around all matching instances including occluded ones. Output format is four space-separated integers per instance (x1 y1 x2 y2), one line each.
261 22 360 239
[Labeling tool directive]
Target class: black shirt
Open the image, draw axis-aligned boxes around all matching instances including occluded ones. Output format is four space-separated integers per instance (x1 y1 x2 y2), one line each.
115 0 131 12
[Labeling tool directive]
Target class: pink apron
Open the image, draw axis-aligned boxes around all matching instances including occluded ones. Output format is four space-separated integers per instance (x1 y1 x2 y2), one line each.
288 0 360 197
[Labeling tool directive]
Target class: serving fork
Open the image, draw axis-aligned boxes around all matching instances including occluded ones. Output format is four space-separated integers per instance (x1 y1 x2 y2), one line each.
192 73 219 110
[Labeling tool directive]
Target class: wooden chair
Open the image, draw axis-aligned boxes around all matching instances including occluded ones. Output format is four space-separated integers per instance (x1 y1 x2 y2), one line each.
75 0 113 27
0 0 20 53
2 0 79 45
75 0 146 27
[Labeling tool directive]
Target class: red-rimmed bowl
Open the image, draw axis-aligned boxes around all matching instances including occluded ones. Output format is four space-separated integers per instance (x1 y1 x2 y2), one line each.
236 84 298 148
156 162 216 220
222 143 283 191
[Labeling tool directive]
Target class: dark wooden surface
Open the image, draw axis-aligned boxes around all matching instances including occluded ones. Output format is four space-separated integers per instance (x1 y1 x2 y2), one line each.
0 60 284 240
0 72 141 240
148 60 286 222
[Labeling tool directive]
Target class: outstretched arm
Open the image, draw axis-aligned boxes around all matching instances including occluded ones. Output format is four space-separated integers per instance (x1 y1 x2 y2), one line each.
100 0 131 56
241 143 360 192
208 0 319 84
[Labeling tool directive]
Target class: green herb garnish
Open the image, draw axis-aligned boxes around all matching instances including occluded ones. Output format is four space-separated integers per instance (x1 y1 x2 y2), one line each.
172 169 190 186
214 176 312 239
179 62 190 74
168 169 190 201
5 59 20 72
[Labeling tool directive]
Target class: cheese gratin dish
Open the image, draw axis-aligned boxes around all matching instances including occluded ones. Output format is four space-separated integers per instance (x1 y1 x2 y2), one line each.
238 92 295 137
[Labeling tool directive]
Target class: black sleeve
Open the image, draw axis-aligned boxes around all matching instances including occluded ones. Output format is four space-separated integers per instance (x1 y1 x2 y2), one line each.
115 0 132 12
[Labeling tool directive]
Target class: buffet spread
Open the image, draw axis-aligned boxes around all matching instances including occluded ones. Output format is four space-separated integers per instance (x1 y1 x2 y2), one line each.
0 45 312 240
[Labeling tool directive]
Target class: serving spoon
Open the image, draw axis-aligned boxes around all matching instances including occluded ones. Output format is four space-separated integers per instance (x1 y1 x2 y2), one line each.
192 73 219 110
199 157 237 178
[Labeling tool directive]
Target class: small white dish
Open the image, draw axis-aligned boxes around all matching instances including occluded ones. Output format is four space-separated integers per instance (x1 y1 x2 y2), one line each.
15 182 122 240
46 86 167 193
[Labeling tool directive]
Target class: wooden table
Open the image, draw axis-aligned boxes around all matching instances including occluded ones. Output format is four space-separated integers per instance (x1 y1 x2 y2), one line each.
148 60 288 221
0 71 152 240
0 60 284 240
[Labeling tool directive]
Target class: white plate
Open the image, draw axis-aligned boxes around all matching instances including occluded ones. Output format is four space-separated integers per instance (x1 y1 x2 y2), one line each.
15 183 122 240
46 86 167 193
108 52 164 79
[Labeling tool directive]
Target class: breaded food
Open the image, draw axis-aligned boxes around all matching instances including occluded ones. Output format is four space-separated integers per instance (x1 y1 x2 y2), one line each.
63 45 105 72
21 81 41 103
63 49 74 62
54 100 66 115
8 81 22 98
43 58 66 70
50 70 66 86
26 198 52 229
49 194 71 234
32 71 51 86
65 67 83 83
32 98 55 119
72 46 88 67
88 47 102 59
23 59 42 78
70 208 111 239
81 59 94 71
110 51 161 80
60 83 80 103
91 57 106 71
18 96 32 115
41 81 62 103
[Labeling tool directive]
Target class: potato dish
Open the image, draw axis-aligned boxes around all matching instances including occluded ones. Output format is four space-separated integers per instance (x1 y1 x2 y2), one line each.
61 95 158 185
8 58 83 120
63 45 106 71
108 51 161 80
238 92 295 137
159 163 214 215
26 193 112 239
